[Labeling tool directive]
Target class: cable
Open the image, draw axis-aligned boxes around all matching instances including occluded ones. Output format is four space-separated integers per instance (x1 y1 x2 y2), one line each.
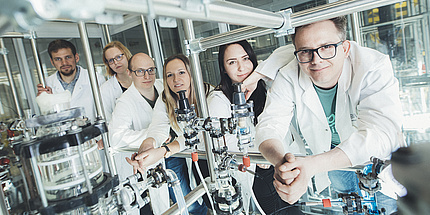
193 160 217 215
268 203 300 215
247 171 266 215
250 166 280 215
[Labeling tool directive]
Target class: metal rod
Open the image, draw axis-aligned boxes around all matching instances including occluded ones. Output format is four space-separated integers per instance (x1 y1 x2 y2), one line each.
102 24 112 46
0 180 9 215
105 0 284 29
76 134 93 194
197 0 403 51
351 13 362 45
140 15 153 58
0 38 23 118
29 31 46 88
145 16 164 78
0 32 29 38
29 149 48 207
162 182 207 215
12 38 40 116
77 21 118 176
182 19 217 183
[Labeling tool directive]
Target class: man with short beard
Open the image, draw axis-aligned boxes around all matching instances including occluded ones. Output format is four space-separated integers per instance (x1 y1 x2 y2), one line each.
37 39 105 122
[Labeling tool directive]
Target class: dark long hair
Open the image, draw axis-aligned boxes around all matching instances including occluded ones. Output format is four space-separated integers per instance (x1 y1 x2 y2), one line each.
217 40 266 123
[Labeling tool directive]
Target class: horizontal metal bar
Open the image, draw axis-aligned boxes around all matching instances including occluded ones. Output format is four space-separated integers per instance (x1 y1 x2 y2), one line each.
116 147 272 165
104 0 284 29
199 0 404 50
0 32 30 38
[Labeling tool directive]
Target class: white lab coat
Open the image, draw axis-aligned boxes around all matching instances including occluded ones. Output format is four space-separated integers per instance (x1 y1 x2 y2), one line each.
100 75 123 123
108 80 168 215
45 66 106 122
255 41 405 198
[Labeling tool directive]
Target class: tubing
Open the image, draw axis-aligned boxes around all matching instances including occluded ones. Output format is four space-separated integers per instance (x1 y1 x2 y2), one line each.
248 174 266 215
194 161 216 215
165 169 189 215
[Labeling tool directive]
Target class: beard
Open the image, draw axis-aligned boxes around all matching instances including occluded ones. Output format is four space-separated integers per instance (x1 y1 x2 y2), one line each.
59 66 76 77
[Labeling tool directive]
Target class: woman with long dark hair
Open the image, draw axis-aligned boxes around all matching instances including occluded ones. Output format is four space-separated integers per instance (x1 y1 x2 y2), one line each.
207 40 302 214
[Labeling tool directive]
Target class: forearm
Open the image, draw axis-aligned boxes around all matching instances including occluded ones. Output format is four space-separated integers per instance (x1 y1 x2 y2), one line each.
306 148 352 175
259 139 286 165
139 137 156 154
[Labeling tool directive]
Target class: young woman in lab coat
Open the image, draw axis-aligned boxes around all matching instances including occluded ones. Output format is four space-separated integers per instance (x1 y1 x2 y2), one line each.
207 40 301 214
100 41 133 122
128 54 209 215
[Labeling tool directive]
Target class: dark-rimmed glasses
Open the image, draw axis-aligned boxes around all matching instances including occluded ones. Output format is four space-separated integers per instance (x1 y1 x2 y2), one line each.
106 54 124 65
294 41 344 63
132 67 157 77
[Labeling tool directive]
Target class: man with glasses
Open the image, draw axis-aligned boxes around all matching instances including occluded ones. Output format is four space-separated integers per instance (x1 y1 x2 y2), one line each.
37 39 105 122
108 52 167 214
245 17 404 214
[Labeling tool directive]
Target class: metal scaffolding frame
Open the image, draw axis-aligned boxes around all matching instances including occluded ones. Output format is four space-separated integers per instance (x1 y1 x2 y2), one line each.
0 0 409 214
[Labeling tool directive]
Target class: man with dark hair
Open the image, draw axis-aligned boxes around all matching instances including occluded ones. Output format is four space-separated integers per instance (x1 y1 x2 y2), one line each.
37 39 105 122
244 17 405 214
109 53 167 215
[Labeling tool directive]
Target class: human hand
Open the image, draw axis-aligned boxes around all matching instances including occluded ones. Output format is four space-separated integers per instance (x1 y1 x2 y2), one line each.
126 152 142 174
37 84 52 96
274 153 300 185
126 147 165 173
257 164 271 169
242 71 264 100
96 139 104 149
273 154 315 204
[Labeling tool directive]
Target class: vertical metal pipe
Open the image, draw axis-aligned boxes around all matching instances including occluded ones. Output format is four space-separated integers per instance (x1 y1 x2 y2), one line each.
423 17 430 75
140 15 153 58
12 38 40 116
77 21 118 176
351 12 362 45
182 19 216 182
0 182 9 215
29 31 45 88
145 16 164 78
102 25 112 46
29 148 48 207
0 38 23 118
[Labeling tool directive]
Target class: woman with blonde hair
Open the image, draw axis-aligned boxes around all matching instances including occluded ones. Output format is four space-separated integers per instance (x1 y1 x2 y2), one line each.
128 54 210 215
100 41 133 122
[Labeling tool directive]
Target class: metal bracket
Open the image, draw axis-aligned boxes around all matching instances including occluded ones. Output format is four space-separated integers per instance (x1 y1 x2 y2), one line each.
28 31 37 40
274 8 295 37
184 37 206 55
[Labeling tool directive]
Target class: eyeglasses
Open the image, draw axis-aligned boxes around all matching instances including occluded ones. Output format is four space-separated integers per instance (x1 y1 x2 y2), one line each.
132 67 157 77
106 54 124 65
294 41 344 63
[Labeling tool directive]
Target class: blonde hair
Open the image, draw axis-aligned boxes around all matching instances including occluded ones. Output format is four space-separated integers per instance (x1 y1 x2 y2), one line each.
102 41 132 76
162 54 211 130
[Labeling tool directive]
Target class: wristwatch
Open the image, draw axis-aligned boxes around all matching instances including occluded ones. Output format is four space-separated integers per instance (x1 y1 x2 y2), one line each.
162 145 172 158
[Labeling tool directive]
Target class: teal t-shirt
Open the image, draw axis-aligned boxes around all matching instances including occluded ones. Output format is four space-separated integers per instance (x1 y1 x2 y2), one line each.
314 84 340 148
